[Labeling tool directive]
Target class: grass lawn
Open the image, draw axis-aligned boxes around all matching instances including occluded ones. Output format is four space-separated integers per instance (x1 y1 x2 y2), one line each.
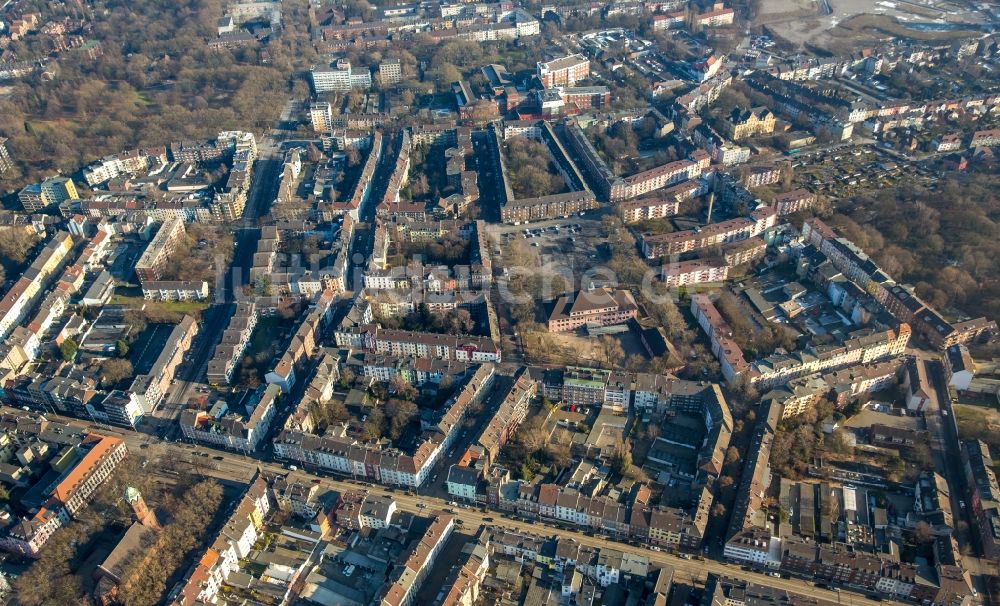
245 315 293 360
110 293 210 316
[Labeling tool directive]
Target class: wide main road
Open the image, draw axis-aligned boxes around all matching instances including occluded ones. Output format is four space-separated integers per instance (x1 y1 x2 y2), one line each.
32 408 887 606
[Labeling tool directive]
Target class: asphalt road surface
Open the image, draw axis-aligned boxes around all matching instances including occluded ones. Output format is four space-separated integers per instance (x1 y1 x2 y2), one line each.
38 407 890 606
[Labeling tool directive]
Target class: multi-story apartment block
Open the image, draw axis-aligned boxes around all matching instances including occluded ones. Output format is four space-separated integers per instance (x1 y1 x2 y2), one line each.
934 133 962 152
610 159 703 201
629 180 704 219
723 237 767 266
500 191 599 224
265 294 334 392
642 207 776 258
619 196 680 223
475 373 536 467
134 218 185 283
740 164 783 189
547 287 638 332
172 475 272 605
537 54 590 88
802 218 997 349
695 3 735 26
364 327 502 363
379 58 402 86
335 491 397 530
309 102 333 132
180 384 280 452
438 530 490 605
127 315 197 422
773 189 817 215
82 147 167 186
0 231 74 340
660 259 729 288
652 11 686 30
40 176 79 207
560 86 611 109
19 176 79 212
0 416 128 557
140 280 209 302
380 515 455 606
275 365 495 488
206 301 259 385
692 291 911 388
0 137 13 174
970 128 1000 148
727 106 776 140
310 58 372 92
690 294 752 383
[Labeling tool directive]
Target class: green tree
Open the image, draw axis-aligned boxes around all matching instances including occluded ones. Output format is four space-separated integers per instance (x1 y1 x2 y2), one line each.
59 339 78 362
611 441 632 476
99 358 134 387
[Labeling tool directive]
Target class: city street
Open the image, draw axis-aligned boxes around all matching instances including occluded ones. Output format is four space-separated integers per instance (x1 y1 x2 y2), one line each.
149 98 297 435
26 406 889 606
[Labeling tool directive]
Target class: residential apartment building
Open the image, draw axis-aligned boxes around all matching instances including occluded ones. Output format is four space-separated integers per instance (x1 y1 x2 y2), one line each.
179 384 281 452
547 287 638 332
740 164 784 189
134 218 185 283
379 58 402 86
335 491 397 530
475 373 536 467
500 191 599 224
363 327 501 363
172 475 273 605
537 54 590 88
140 280 209 302
619 196 679 223
690 294 752 382
0 231 74 340
970 128 1000 148
0 138 13 174
773 189 817 215
19 176 79 212
0 419 128 557
265 293 334 393
437 531 490 606
310 58 372 92
81 147 167 186
127 315 198 423
934 133 962 152
723 237 767 266
274 365 496 488
642 207 776 258
609 159 703 201
695 3 735 26
802 218 997 349
310 102 333 132
692 291 911 388
660 259 729 288
652 11 685 30
380 515 455 606
206 301 259 385
727 106 776 140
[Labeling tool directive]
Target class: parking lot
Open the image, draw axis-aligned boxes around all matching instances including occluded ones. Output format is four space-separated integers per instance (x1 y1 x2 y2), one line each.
490 213 613 280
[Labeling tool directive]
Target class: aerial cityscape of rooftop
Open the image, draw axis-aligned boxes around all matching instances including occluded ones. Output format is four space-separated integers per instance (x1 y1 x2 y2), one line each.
0 0 998 604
